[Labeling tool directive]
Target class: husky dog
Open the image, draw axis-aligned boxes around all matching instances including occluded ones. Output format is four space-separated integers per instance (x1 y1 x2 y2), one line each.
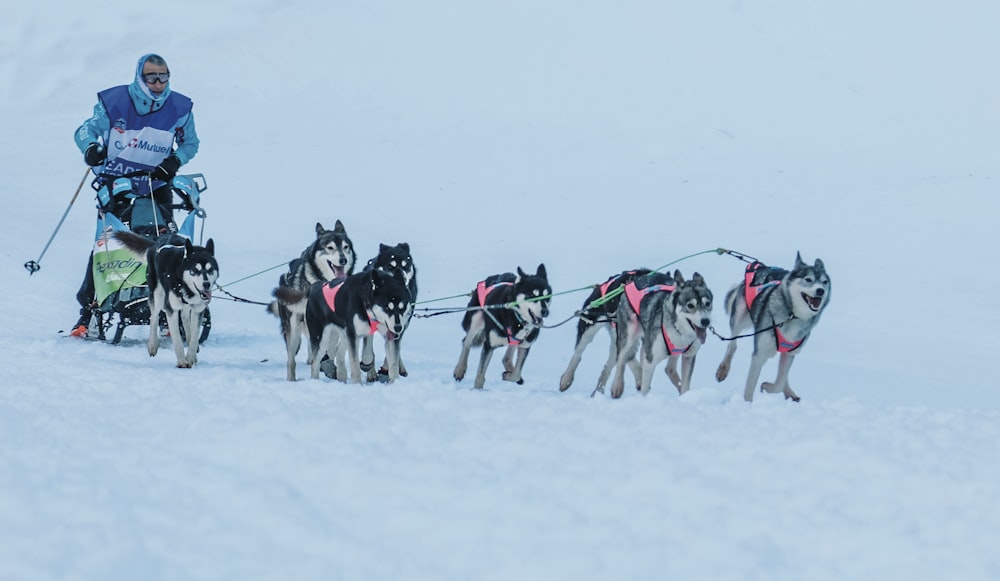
453 265 551 389
558 268 652 393
607 270 713 399
113 231 218 368
274 269 411 383
267 220 356 381
715 253 831 402
360 242 418 382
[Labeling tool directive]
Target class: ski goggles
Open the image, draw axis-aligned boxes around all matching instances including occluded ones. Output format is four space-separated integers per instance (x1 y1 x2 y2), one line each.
143 72 170 84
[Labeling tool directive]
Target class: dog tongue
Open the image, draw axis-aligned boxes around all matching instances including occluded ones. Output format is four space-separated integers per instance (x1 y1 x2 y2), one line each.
697 326 707 344
200 290 212 302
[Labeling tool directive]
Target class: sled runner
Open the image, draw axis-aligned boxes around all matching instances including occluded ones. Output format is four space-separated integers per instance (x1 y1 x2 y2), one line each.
88 171 212 345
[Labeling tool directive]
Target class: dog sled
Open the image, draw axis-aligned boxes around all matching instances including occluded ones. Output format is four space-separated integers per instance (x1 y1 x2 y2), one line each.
88 171 212 345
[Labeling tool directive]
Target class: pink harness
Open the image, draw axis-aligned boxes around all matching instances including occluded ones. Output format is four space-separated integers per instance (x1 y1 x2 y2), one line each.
661 325 693 355
742 262 802 353
476 279 521 345
322 281 379 335
623 281 674 316
622 281 692 355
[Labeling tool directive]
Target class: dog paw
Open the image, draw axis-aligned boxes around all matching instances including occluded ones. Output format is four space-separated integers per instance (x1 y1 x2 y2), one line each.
715 365 729 382
360 360 374 373
501 371 524 385
319 358 337 379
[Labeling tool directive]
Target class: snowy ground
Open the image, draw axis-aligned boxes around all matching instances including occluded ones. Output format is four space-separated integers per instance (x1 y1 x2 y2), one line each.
2 1 999 580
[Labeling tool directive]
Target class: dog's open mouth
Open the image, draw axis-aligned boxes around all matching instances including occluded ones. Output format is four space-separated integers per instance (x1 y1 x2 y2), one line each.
200 289 212 302
802 292 823 312
328 261 347 279
689 320 708 344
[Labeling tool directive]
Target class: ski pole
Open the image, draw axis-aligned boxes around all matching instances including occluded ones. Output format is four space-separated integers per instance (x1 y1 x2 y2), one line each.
24 167 91 276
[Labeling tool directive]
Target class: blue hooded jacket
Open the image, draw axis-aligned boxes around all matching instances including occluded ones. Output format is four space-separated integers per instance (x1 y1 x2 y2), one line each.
74 54 200 167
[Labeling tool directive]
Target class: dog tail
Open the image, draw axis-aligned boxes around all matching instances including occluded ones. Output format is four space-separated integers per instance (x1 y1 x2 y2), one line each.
272 285 308 306
111 231 155 263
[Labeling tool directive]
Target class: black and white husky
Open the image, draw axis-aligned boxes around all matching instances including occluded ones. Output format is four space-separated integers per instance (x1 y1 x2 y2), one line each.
360 242 417 382
607 270 713 399
274 269 411 383
267 220 356 381
715 253 831 402
453 264 552 389
558 268 652 393
113 231 218 368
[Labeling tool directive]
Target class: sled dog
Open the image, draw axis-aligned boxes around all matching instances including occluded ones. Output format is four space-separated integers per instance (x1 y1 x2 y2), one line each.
558 268 652 393
453 264 551 389
715 252 831 402
360 242 418 382
113 231 218 368
608 270 713 399
267 220 356 381
274 269 411 383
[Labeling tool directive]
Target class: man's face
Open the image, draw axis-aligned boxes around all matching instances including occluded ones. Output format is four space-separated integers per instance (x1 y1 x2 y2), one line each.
142 62 169 96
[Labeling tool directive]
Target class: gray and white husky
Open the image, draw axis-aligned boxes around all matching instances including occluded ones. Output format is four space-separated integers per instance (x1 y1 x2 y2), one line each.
267 220 356 381
607 270 713 399
714 252 831 402
113 231 218 368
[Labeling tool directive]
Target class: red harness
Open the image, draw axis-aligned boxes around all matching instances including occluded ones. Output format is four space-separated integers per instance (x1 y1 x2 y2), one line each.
742 262 802 353
322 281 379 335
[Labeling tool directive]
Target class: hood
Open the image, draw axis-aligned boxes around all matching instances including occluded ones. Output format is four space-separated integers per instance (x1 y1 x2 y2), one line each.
127 53 172 115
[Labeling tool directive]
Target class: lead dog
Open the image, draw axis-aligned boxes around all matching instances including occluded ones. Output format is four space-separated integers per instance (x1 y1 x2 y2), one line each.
453 264 551 389
267 220 356 381
113 231 218 368
607 270 713 399
558 268 651 393
714 253 831 402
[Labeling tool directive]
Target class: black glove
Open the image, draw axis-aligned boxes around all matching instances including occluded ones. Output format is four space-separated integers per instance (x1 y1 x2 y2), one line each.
84 144 106 167
151 154 181 182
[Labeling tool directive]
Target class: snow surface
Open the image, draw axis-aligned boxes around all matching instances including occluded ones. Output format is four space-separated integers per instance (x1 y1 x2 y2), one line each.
2 1 1000 579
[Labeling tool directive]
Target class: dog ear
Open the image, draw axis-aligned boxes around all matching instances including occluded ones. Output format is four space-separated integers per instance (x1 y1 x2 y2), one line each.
794 251 805 270
691 271 704 285
184 238 195 256
516 266 526 281
398 242 409 253
315 222 326 235
673 269 685 284
205 238 215 256
814 258 825 271
536 263 547 280
380 243 389 252
334 219 346 233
